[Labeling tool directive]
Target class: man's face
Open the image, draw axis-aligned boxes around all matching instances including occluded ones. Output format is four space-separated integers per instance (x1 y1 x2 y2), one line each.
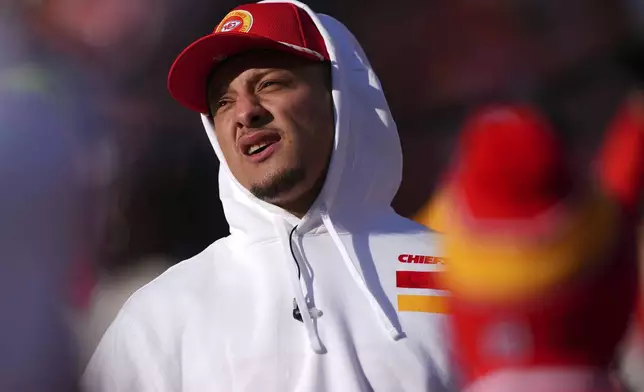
208 50 334 216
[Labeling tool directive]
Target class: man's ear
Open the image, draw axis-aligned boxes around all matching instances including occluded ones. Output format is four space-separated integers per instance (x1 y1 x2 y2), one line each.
594 92 644 214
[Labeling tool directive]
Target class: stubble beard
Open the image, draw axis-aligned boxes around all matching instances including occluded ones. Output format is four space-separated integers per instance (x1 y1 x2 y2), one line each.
250 166 307 203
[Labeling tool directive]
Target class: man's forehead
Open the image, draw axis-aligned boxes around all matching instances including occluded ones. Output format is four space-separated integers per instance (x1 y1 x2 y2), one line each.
207 50 313 92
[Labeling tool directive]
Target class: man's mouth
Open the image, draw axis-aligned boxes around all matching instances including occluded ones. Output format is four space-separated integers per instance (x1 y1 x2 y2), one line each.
239 131 282 161
247 141 273 155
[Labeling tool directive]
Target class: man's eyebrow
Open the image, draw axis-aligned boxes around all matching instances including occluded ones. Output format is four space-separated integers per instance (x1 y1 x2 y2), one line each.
208 68 290 99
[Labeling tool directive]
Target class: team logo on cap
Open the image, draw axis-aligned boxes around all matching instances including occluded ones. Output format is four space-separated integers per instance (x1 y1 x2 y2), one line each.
216 10 253 33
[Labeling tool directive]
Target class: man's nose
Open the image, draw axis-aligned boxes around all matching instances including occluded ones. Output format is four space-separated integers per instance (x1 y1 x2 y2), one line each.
235 94 270 129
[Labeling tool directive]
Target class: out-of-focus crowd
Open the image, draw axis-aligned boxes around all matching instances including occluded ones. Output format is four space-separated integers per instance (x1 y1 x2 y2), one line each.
0 0 642 391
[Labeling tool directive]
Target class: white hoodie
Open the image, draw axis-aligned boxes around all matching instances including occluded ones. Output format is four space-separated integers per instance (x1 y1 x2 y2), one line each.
83 1 454 391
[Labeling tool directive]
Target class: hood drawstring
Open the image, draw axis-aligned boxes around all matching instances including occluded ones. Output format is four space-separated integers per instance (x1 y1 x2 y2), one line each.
287 226 323 323
320 210 404 341
274 216 326 354
274 209 403 354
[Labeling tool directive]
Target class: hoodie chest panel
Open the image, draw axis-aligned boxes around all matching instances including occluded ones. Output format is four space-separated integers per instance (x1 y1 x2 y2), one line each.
179 241 313 391
179 233 452 391
298 232 452 387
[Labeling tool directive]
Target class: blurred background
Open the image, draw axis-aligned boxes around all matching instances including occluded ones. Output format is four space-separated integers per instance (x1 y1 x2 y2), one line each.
0 0 642 390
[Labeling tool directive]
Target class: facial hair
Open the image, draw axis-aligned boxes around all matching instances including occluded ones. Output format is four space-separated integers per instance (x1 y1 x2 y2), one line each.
250 167 306 202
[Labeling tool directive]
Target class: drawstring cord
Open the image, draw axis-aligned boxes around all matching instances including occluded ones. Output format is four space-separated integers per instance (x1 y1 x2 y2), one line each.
276 218 326 354
288 225 305 322
275 210 403 354
288 225 323 322
320 211 404 340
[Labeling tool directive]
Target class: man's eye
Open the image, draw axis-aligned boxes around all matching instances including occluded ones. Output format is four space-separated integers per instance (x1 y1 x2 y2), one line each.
259 80 281 90
216 99 231 109
210 98 231 117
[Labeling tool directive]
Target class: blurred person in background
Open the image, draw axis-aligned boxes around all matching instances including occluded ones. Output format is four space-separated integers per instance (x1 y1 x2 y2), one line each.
434 102 642 392
0 1 105 390
17 0 168 378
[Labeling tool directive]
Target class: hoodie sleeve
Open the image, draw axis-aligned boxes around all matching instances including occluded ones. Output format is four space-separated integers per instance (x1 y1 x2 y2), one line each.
82 308 177 392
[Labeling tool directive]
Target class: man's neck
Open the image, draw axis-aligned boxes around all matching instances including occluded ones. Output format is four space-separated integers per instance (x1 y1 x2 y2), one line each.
280 171 328 219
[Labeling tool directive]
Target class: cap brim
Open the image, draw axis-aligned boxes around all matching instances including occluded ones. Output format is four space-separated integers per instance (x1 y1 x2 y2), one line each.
168 32 323 114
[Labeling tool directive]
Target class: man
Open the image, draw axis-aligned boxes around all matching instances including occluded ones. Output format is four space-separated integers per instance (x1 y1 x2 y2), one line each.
83 1 453 391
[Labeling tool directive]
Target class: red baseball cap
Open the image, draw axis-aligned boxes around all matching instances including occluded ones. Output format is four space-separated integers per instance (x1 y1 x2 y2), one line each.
168 2 330 114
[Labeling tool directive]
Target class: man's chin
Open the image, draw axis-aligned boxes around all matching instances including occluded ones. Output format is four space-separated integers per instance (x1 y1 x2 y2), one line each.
249 168 306 203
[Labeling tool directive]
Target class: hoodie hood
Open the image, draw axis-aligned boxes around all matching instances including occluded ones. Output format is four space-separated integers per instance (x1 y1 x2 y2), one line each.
201 0 402 245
